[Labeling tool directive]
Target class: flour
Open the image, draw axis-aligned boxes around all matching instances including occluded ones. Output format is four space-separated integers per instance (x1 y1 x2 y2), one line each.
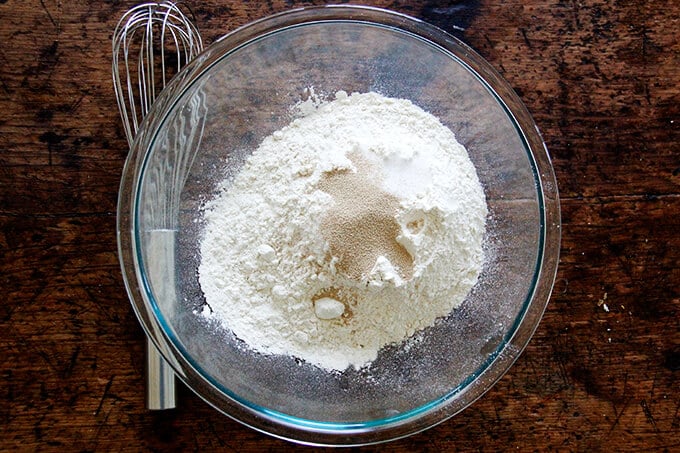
198 91 487 371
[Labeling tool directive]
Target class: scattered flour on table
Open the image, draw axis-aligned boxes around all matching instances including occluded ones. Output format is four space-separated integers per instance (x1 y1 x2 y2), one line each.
198 91 487 371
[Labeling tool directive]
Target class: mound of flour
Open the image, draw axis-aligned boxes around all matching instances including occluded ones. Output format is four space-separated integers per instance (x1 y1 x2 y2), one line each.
198 91 487 371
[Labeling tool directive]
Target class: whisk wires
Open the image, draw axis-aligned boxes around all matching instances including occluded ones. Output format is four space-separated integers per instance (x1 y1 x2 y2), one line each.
113 2 203 145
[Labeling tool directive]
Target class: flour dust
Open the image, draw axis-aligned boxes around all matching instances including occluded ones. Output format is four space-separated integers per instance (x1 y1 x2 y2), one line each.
198 91 487 371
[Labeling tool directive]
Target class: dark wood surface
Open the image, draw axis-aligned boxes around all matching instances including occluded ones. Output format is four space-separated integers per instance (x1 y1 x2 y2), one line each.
2 0 679 451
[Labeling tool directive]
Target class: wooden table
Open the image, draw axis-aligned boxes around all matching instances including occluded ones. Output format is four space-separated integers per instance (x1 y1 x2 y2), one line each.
2 1 678 450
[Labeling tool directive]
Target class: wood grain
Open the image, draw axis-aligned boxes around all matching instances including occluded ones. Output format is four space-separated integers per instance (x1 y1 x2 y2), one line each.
1 0 678 451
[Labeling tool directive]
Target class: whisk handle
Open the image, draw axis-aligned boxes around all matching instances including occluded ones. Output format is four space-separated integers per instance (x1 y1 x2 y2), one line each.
146 337 176 410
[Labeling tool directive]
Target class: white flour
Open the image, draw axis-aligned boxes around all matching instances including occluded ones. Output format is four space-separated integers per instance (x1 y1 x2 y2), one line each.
198 91 487 371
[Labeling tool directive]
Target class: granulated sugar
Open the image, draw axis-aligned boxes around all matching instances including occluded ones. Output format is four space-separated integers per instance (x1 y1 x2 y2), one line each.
198 91 487 371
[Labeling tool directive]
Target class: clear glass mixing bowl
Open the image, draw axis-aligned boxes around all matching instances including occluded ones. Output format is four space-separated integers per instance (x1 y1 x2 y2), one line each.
118 5 560 446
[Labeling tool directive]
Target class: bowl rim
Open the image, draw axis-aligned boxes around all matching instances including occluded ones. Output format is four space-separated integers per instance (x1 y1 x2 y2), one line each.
117 4 561 446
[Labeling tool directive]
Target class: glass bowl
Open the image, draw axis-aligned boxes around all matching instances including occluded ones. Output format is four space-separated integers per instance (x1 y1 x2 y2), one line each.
117 5 560 446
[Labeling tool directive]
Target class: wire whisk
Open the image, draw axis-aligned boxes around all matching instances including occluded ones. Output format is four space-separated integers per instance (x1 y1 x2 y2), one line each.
113 2 203 146
112 1 203 411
